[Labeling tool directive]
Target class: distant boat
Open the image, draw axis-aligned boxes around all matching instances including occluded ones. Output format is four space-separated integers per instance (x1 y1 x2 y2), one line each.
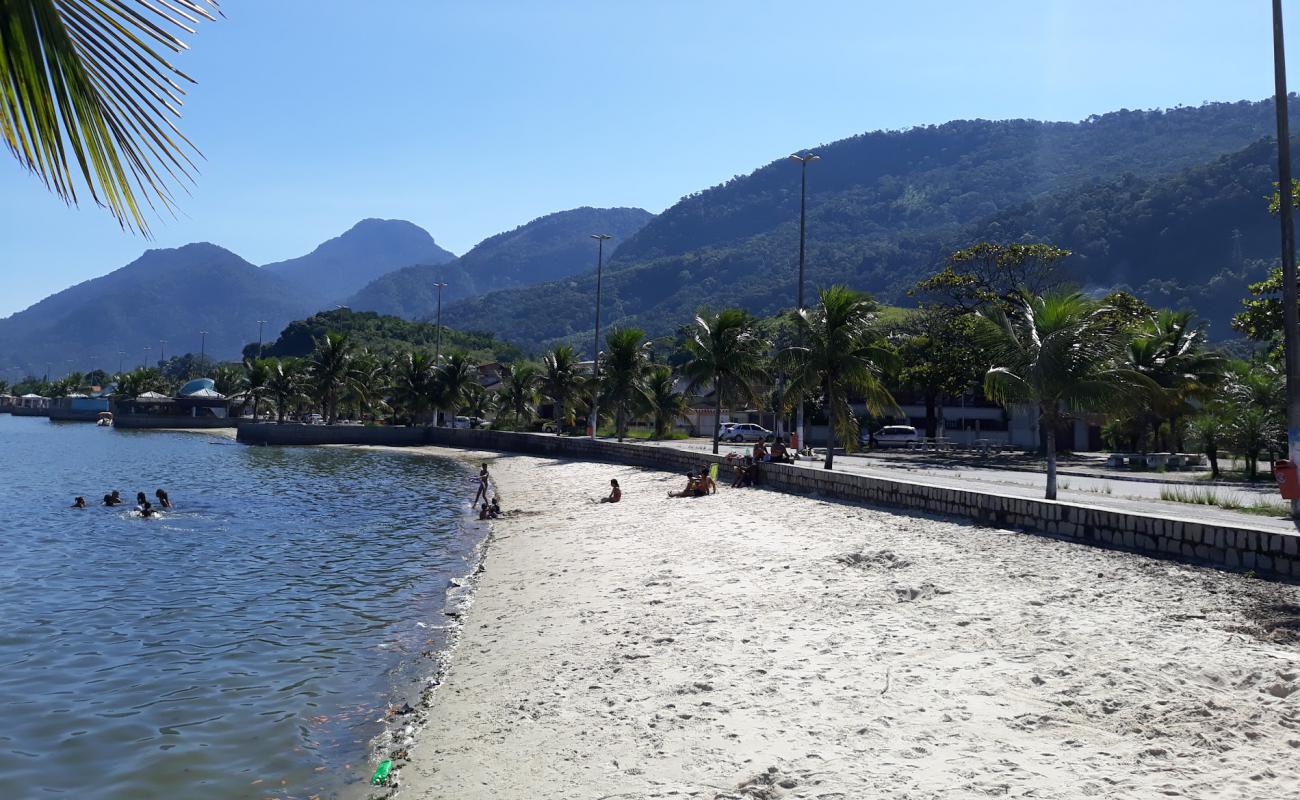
96 411 113 427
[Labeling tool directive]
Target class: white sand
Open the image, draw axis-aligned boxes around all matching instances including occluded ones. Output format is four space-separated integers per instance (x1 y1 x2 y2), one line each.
397 450 1300 799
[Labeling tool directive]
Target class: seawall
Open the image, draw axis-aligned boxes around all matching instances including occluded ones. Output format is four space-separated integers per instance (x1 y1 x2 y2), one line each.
236 423 1300 582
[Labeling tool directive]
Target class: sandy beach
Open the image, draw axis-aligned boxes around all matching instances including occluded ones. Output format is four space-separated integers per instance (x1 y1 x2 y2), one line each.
394 448 1300 799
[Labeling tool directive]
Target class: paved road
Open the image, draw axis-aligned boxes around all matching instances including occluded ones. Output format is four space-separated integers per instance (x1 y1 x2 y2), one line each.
631 436 1297 534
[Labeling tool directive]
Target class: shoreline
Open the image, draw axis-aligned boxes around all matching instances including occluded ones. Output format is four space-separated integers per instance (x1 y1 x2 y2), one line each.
381 447 1300 799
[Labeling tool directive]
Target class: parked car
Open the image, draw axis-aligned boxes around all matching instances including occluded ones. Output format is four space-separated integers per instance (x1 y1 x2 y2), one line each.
304 413 323 425
452 415 473 429
862 424 921 448
717 422 738 437
723 423 772 443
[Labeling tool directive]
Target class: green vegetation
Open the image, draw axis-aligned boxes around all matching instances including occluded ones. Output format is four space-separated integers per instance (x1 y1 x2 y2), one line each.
249 308 523 365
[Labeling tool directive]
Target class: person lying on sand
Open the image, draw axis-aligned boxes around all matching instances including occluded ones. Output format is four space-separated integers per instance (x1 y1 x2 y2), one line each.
600 479 622 503
71 496 86 508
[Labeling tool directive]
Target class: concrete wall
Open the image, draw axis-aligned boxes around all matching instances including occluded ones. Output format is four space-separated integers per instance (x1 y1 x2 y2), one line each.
115 416 237 429
235 424 1300 582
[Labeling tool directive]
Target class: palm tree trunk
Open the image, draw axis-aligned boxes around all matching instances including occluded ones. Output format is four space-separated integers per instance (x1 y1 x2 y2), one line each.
1208 447 1220 479
617 406 625 443
1044 412 1058 500
823 378 835 470
712 388 722 455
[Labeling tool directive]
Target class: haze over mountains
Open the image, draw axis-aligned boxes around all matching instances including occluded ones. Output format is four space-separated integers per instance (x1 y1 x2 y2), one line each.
347 207 653 319
441 98 1300 347
4 97 1298 377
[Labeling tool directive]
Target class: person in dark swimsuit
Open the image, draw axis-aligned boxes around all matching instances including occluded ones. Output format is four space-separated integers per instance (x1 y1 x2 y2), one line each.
155 489 172 509
71 496 86 508
600 479 622 503
103 490 123 506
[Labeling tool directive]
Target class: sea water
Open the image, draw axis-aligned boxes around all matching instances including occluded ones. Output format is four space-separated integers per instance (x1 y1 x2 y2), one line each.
0 415 481 798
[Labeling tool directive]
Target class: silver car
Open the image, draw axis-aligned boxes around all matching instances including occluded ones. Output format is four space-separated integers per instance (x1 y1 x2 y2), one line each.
724 423 772 443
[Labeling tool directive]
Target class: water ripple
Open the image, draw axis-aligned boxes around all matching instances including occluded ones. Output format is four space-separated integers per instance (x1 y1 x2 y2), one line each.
0 416 478 798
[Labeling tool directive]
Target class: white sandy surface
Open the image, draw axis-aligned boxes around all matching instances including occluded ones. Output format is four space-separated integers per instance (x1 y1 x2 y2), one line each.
398 449 1300 799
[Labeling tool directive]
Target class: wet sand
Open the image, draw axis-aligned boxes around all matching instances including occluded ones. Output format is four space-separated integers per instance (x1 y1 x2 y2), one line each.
397 449 1300 799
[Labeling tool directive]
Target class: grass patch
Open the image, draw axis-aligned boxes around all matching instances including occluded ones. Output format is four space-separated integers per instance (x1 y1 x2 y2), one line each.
1159 485 1292 517
1159 485 1221 505
595 427 689 440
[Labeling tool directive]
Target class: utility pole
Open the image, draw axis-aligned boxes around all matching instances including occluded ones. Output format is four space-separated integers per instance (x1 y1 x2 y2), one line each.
117 351 125 374
788 152 819 452
200 331 208 363
159 340 166 366
256 320 267 359
1273 0 1300 517
433 281 447 426
589 234 612 438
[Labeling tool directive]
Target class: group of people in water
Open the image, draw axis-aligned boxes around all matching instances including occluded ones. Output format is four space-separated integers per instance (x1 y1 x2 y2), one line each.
71 488 171 517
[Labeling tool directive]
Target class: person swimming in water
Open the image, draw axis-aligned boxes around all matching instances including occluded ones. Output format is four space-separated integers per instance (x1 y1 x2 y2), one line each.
103 490 123 506
155 489 172 509
71 496 86 508
139 500 157 518
135 492 148 508
599 478 621 503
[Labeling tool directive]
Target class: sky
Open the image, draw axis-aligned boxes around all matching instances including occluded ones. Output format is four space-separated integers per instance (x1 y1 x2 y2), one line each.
2 0 1299 316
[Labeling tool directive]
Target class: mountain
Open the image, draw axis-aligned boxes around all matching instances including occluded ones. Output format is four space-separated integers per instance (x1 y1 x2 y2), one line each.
438 99 1300 349
347 207 653 319
263 218 456 304
0 243 316 374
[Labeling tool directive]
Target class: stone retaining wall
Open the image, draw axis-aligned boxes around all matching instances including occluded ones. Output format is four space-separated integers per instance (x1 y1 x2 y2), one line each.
236 423 1300 582
115 415 237 429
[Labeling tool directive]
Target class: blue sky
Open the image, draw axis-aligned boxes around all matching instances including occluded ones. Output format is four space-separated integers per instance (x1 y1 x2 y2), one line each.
1 0 1297 316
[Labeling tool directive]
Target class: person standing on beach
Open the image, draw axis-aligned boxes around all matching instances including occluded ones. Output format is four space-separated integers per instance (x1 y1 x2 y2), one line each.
472 464 490 507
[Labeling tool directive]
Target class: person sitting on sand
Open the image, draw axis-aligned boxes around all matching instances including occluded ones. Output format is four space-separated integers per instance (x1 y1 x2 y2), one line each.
698 467 717 494
489 496 502 517
155 489 172 509
600 479 622 503
103 490 122 506
71 496 86 508
478 502 490 521
668 472 700 498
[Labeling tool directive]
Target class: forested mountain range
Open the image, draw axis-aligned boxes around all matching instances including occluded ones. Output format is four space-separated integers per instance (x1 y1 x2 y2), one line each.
0 243 317 374
262 218 456 305
250 308 523 365
346 207 653 319
440 99 1300 348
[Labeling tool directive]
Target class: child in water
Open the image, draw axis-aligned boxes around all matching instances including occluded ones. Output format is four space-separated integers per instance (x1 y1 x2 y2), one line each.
155 489 172 509
71 496 86 508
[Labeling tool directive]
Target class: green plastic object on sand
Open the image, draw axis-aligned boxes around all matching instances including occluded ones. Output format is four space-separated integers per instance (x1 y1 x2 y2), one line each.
371 759 393 785
709 464 719 482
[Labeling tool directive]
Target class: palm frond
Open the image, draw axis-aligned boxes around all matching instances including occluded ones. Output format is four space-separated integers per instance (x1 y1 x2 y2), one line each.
1 0 220 233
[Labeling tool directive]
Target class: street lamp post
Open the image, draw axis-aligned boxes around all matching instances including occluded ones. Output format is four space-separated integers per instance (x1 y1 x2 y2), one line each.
1272 0 1300 517
433 281 447 426
159 340 166 366
117 351 125 374
788 152 820 451
200 331 207 363
142 346 150 369
588 234 612 438
256 320 267 359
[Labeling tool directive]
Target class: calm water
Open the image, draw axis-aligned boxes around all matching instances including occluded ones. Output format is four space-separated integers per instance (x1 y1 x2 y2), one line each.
0 415 481 799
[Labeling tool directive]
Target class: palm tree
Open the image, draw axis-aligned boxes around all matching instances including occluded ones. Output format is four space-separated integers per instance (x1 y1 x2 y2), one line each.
266 359 305 424
1187 411 1228 479
681 308 769 455
463 382 498 424
433 352 478 423
2 1 220 233
244 358 271 420
1124 309 1226 450
977 291 1150 500
498 362 541 430
113 367 169 398
308 331 354 423
344 350 387 422
642 365 690 439
779 286 898 470
212 364 246 398
601 328 650 441
390 351 436 425
541 345 584 435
